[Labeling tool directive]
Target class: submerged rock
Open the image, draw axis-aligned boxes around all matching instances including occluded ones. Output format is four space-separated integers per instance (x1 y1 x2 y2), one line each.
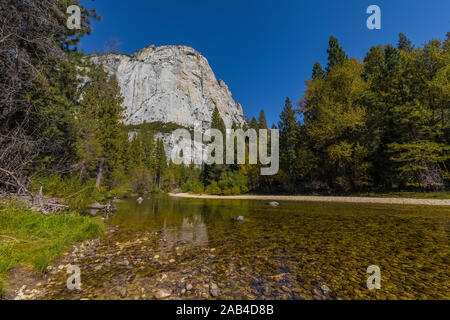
321 284 331 294
154 289 171 300
119 288 127 298
116 260 130 266
210 283 220 297
268 201 279 207
262 285 272 296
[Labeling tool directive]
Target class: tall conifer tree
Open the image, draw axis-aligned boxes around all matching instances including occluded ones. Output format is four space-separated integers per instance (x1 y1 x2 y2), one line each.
326 36 348 72
312 62 326 79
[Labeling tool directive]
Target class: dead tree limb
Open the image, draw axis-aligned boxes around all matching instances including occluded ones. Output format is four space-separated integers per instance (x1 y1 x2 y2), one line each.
0 167 33 200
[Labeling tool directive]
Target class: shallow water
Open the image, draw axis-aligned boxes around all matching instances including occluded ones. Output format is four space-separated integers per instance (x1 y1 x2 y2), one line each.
44 195 449 300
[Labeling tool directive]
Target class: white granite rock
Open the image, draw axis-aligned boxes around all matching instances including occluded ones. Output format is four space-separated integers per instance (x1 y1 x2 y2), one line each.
90 45 245 130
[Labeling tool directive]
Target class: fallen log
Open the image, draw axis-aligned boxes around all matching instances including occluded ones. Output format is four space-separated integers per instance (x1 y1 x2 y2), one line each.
88 202 105 209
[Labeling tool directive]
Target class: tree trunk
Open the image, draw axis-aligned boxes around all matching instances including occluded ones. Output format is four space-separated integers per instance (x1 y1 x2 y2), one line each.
95 159 104 188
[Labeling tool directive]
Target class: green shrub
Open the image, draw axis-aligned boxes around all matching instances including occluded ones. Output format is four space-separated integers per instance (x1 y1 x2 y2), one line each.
107 184 132 198
203 171 249 195
182 179 204 194
217 171 249 195
205 181 221 194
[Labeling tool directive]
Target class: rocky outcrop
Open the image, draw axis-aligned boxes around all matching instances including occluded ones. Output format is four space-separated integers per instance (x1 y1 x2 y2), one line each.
90 45 245 130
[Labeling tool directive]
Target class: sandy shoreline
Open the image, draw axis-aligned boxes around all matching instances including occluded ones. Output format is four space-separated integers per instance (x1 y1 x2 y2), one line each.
168 193 450 206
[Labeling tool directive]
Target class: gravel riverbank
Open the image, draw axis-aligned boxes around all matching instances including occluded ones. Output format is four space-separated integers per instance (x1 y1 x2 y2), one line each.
169 193 450 206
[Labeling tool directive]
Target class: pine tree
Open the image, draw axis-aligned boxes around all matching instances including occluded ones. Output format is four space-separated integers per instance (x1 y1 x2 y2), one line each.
312 62 326 80
249 117 259 130
398 33 414 52
139 122 156 171
203 106 227 185
0 0 101 192
77 66 125 187
362 45 385 81
211 106 226 135
258 110 268 129
155 139 167 188
278 97 299 181
128 134 144 169
326 36 348 72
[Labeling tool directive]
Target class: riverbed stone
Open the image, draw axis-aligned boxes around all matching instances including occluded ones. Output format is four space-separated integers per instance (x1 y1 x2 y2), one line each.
116 260 129 266
321 284 331 294
154 289 171 299
210 283 220 297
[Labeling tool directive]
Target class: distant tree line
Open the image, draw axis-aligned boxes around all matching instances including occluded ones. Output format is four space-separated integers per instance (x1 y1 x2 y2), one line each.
267 34 449 193
186 33 449 195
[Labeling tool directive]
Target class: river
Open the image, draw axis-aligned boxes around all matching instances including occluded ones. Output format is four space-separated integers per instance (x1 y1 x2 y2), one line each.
42 195 449 300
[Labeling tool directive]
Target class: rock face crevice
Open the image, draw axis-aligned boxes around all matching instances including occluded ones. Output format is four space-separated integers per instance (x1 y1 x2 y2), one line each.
90 45 245 130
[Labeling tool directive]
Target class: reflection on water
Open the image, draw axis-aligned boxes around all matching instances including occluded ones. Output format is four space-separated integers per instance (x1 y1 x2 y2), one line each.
42 195 450 300
161 216 209 250
106 195 449 299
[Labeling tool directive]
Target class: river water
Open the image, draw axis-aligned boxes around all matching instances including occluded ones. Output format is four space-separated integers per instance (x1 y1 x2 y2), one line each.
43 195 449 300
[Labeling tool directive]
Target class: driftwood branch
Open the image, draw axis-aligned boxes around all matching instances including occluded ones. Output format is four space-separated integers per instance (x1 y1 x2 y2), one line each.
0 167 33 199
0 234 20 242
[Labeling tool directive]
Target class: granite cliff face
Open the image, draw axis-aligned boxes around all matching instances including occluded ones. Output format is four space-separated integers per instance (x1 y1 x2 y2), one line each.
90 45 245 129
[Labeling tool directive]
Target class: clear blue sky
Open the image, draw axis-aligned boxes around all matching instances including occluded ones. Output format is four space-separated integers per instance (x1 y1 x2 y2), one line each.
79 0 450 126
